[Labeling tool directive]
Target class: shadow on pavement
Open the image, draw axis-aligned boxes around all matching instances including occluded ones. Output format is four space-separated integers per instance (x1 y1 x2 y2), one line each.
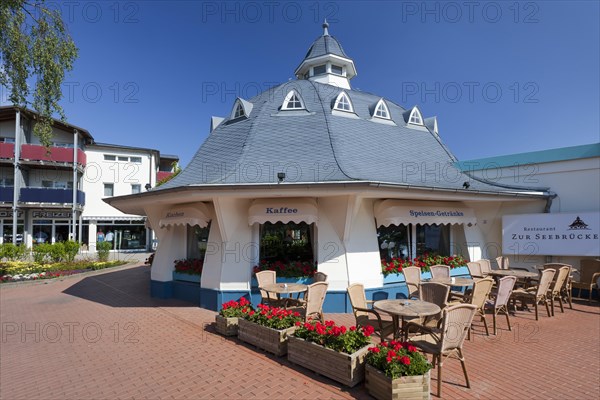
62 265 196 308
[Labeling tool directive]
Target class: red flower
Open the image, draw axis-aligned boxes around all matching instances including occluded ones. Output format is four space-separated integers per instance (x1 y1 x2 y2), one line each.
400 356 411 365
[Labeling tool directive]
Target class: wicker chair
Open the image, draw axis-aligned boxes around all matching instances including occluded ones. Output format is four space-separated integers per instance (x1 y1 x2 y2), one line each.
290 282 328 322
403 266 421 299
572 259 600 302
255 271 282 306
313 272 328 282
405 304 478 398
542 263 573 309
430 265 451 279
347 283 394 341
546 266 571 316
477 259 492 277
486 276 517 335
466 262 484 279
462 277 494 338
511 269 556 320
418 282 450 328
496 256 509 270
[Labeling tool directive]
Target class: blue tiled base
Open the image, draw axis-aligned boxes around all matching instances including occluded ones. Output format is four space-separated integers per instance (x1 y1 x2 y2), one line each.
173 272 201 283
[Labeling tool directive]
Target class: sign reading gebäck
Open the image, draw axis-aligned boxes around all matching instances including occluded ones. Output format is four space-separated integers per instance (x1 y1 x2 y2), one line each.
503 212 600 256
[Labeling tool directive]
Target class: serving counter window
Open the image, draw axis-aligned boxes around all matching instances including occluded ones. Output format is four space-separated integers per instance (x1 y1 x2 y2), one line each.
259 222 314 263
186 223 210 259
378 223 411 261
416 224 450 256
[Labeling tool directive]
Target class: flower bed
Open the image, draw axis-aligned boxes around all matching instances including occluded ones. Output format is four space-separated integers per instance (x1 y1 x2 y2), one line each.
0 260 127 283
381 254 467 276
288 321 375 387
253 260 317 278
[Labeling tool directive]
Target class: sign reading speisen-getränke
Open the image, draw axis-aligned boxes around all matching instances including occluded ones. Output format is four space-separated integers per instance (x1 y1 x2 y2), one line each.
503 212 600 257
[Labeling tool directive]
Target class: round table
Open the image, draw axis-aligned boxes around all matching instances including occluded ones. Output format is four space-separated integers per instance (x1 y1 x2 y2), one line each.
260 283 308 308
373 299 441 339
425 277 475 287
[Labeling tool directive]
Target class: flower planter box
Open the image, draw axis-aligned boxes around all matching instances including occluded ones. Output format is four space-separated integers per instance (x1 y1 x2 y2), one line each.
215 315 238 336
173 272 201 283
237 318 297 356
251 276 312 288
287 336 370 387
365 364 431 400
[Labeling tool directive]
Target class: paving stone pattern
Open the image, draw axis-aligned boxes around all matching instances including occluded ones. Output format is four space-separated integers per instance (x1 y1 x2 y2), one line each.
1 264 599 399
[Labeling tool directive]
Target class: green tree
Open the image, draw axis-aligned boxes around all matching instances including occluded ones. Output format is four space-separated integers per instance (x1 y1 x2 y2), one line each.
0 0 78 146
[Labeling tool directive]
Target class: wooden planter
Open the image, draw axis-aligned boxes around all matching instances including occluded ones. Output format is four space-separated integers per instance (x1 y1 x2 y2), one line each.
365 364 431 400
237 318 297 356
287 336 370 387
215 315 238 336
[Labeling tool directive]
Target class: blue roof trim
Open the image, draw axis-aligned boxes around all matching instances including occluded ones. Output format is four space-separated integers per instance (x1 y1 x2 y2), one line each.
456 143 600 170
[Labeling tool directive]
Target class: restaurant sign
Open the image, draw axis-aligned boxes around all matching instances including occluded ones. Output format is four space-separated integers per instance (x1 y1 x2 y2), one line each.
502 212 600 256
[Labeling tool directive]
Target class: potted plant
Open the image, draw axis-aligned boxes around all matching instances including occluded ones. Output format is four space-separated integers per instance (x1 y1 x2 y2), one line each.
365 340 433 400
288 320 375 387
215 297 252 336
382 254 468 284
237 304 302 356
172 258 203 283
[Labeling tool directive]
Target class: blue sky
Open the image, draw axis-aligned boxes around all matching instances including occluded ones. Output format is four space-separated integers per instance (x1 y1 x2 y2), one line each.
5 1 598 166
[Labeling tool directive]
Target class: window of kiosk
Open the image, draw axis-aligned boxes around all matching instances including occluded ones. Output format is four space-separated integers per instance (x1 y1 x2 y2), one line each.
416 224 450 256
186 223 210 259
259 222 314 263
32 220 52 245
1 220 24 244
377 223 412 262
54 220 70 242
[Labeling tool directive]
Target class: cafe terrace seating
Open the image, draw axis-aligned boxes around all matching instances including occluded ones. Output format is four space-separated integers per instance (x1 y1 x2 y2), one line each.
405 304 478 398
511 269 556 320
476 259 492 277
485 276 517 335
255 270 283 306
571 259 600 302
347 283 394 341
456 277 494 338
403 266 421 299
418 282 450 328
290 282 328 322
466 261 484 279
545 266 571 316
430 265 451 279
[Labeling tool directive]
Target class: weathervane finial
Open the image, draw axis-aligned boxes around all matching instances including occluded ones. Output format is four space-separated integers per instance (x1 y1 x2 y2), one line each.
323 19 329 36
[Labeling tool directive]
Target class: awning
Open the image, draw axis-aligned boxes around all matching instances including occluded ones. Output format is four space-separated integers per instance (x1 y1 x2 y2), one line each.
248 198 318 225
158 203 210 229
375 200 476 227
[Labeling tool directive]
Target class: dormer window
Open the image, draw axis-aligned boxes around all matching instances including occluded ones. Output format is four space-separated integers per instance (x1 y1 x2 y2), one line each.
282 90 305 110
408 107 423 125
230 98 253 120
373 99 390 120
333 92 353 112
234 103 245 119
331 65 343 75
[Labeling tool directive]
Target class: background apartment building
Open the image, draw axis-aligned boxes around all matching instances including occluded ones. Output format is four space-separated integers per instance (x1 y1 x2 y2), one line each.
0 106 177 251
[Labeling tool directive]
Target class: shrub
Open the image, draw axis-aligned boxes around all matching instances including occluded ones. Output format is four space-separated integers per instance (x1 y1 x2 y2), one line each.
32 243 53 263
96 241 112 262
49 242 65 262
0 243 28 261
63 240 80 262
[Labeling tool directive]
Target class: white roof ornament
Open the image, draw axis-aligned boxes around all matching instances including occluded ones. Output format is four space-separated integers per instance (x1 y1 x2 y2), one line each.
210 116 225 132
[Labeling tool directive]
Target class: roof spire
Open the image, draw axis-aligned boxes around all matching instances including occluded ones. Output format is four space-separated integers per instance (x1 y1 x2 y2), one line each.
322 19 329 36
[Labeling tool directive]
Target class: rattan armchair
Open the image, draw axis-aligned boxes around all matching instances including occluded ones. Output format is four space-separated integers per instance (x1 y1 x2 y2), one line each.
430 265 451 279
462 277 494 338
403 266 421 299
511 269 556 320
542 263 573 309
255 270 282 306
477 259 492 277
486 276 517 335
572 259 600 302
290 282 328 322
313 271 328 282
405 304 478 398
347 283 394 341
466 261 484 279
418 282 450 328
546 266 571 316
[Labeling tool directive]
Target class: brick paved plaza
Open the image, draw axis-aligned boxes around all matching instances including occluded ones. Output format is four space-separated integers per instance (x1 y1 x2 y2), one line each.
1 263 599 399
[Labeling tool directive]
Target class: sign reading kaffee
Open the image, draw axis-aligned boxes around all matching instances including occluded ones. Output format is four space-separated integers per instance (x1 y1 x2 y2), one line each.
503 212 600 256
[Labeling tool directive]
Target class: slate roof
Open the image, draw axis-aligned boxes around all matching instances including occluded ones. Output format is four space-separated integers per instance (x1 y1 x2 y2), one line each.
303 34 349 60
157 79 547 195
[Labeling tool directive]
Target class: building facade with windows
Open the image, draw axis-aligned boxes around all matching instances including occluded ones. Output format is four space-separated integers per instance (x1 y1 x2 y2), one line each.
106 23 563 311
0 106 178 250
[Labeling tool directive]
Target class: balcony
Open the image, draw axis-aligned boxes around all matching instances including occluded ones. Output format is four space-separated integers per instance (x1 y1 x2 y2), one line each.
19 188 85 206
0 143 15 159
20 144 87 167
0 187 14 202
157 171 174 181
